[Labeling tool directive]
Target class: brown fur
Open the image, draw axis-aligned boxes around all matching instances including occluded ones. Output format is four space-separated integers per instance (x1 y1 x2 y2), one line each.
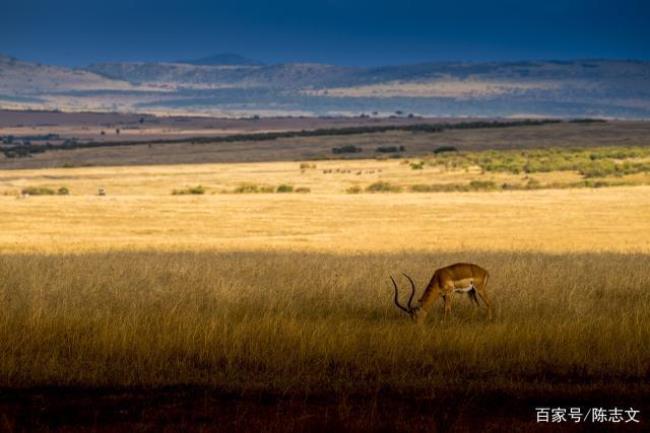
417 263 492 320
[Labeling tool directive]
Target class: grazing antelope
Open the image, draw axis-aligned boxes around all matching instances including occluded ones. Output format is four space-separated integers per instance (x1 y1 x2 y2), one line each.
391 263 492 322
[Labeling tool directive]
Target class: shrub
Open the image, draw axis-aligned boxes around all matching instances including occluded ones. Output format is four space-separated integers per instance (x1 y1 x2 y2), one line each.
332 145 362 154
376 145 405 153
365 182 402 193
294 187 311 193
583 180 610 188
57 186 70 195
410 161 425 170
425 146 650 180
409 183 470 192
579 160 617 178
433 145 458 154
232 183 259 193
526 178 541 189
616 161 650 176
229 184 275 194
21 187 55 196
469 180 497 190
589 149 641 160
299 163 316 169
172 185 205 195
410 184 437 192
276 184 294 193
346 185 362 194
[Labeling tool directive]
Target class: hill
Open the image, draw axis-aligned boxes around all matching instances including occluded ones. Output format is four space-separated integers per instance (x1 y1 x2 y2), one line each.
1 54 650 118
176 53 262 66
0 54 134 96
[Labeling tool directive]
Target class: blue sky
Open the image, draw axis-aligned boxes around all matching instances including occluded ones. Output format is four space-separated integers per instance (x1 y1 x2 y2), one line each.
1 0 649 66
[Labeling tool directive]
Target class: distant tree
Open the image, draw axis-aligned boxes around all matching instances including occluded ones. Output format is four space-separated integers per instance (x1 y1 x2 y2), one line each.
332 145 362 154
115 128 120 135
376 145 405 153
433 145 459 154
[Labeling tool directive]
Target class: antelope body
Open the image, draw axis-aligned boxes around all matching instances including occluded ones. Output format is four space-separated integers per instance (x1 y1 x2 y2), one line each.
391 263 492 322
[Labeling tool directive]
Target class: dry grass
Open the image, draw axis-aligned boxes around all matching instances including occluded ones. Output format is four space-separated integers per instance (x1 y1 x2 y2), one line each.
1 156 650 253
0 154 649 410
2 149 648 197
1 250 649 395
0 185 649 253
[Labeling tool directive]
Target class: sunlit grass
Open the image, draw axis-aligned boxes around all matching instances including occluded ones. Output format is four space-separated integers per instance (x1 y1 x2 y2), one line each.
1 182 650 254
1 251 648 395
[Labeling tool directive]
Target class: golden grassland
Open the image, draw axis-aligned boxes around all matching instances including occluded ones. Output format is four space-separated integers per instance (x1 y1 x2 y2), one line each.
1 188 650 254
0 156 649 403
1 157 649 253
1 250 649 395
1 157 593 196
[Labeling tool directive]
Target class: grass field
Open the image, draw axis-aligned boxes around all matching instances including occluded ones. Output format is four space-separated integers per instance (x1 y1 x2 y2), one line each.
2 250 649 391
1 187 650 253
1 147 649 431
1 250 649 431
1 152 649 253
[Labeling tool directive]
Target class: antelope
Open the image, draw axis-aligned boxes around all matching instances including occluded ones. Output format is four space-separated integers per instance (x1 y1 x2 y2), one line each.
391 263 492 322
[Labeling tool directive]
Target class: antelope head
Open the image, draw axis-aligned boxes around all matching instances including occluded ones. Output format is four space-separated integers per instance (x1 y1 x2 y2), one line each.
390 273 427 323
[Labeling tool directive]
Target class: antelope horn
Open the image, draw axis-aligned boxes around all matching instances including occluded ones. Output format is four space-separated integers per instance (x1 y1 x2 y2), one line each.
390 275 411 314
402 273 417 310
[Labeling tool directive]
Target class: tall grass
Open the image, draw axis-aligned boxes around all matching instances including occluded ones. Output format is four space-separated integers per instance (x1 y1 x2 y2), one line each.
1 251 648 396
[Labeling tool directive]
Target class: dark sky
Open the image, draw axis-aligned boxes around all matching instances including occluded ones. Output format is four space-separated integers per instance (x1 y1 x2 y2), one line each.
2 0 649 66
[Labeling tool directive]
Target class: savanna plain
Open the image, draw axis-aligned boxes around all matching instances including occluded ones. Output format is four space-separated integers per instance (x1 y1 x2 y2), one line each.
0 120 649 432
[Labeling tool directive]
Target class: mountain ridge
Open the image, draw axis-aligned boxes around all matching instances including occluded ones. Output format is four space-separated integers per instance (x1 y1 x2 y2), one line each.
2 54 650 118
176 53 262 66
